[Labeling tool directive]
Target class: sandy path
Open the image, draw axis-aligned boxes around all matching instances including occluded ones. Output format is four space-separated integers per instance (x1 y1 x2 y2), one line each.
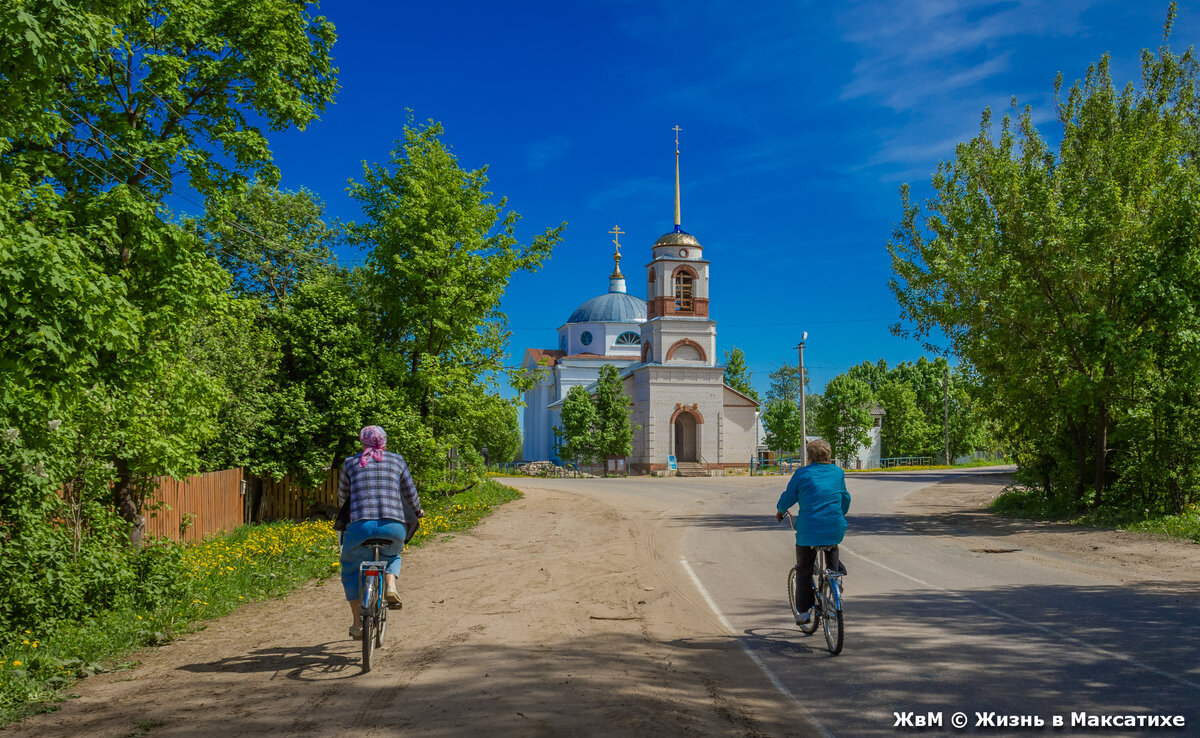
6 486 805 737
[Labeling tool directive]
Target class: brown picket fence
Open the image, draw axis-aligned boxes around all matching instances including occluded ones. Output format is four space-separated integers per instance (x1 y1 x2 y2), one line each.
142 467 342 542
259 468 341 521
144 468 247 543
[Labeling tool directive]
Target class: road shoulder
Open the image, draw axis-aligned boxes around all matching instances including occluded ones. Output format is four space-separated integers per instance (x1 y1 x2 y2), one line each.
897 473 1200 597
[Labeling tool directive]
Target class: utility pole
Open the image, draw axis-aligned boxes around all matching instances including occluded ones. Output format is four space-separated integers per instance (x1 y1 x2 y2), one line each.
943 364 950 466
797 332 808 466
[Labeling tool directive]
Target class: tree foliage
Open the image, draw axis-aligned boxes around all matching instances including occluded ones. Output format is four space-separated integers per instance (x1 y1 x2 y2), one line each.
594 365 635 459
350 119 565 424
888 8 1200 512
722 347 759 401
0 0 338 633
812 376 874 465
557 386 598 464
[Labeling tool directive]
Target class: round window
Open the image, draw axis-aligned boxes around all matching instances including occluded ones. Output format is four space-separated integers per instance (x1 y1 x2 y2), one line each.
580 331 593 347
679 248 688 257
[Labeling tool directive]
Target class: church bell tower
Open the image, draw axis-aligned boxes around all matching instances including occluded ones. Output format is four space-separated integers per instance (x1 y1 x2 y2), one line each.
640 127 716 366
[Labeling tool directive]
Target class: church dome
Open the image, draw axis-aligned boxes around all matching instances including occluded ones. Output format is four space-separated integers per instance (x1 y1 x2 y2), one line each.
655 229 702 248
566 292 647 324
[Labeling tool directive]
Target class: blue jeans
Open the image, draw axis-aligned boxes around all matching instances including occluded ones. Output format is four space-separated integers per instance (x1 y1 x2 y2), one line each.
340 519 406 601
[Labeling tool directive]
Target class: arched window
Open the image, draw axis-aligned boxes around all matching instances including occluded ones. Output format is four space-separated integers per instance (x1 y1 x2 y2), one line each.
674 272 694 311
615 331 641 346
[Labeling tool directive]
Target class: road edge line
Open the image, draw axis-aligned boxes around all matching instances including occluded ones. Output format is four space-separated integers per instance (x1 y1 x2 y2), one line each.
679 558 836 738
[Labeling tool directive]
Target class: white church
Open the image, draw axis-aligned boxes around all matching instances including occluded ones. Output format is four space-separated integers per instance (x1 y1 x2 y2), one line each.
521 135 759 475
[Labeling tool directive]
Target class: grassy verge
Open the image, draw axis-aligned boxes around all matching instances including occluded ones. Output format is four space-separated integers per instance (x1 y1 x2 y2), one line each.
991 487 1200 543
0 479 520 725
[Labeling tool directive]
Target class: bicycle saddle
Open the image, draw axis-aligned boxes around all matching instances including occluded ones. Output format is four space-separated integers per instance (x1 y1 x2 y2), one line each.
361 537 395 547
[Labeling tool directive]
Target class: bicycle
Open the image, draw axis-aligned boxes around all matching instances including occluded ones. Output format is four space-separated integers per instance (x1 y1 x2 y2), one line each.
357 537 400 672
782 511 844 655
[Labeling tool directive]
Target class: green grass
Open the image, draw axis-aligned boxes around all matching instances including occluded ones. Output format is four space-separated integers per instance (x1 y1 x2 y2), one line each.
991 487 1200 543
0 479 521 726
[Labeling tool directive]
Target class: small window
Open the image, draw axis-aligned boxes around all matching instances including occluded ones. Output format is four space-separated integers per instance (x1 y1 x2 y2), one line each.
615 331 641 346
559 334 567 352
580 331 593 347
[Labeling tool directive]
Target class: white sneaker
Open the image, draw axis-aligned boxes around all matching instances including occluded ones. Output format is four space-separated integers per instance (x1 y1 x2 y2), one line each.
796 611 811 626
385 586 402 608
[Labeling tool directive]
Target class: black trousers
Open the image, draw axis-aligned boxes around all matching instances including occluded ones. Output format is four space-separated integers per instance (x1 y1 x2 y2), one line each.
794 545 847 613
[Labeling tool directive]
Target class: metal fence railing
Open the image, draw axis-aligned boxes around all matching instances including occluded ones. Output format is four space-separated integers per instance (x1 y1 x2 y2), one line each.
879 456 935 468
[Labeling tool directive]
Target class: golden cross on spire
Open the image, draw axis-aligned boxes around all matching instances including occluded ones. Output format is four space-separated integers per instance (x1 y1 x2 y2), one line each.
608 225 625 279
609 224 624 253
673 125 682 152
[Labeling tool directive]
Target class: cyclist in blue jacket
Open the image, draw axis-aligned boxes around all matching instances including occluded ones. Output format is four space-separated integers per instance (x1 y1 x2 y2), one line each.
775 439 851 624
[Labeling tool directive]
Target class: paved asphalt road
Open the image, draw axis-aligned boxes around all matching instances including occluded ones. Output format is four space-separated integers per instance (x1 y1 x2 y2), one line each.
512 468 1199 736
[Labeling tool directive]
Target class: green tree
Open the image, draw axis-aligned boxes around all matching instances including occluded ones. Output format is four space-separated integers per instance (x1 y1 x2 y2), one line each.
722 347 759 401
812 376 874 466
0 0 337 547
594 365 634 460
557 386 598 464
846 359 890 395
888 7 1200 512
876 379 929 458
762 400 804 456
349 119 565 433
762 364 808 455
203 183 340 305
471 397 523 465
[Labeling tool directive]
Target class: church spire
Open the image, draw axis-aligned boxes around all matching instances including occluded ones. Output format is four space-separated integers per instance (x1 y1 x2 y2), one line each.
608 224 626 293
673 125 682 232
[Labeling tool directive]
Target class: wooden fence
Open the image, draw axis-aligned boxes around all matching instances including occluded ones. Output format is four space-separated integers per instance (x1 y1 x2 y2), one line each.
259 468 340 522
145 468 248 543
143 467 342 542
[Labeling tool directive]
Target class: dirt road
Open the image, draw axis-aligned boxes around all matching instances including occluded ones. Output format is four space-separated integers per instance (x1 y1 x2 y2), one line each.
7 474 1197 737
7 484 808 737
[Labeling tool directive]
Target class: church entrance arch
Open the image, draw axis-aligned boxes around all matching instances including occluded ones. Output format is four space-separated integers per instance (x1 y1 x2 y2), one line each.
674 411 698 462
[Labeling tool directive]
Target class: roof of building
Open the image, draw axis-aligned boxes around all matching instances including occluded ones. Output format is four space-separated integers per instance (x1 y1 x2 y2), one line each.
565 291 647 324
654 229 702 248
524 348 566 367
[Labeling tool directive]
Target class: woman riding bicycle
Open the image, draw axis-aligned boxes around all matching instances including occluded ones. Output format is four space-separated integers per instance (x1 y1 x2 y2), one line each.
775 439 851 625
338 425 423 639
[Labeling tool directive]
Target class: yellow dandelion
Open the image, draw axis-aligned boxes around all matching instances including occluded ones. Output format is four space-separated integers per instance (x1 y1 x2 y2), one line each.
13 661 21 667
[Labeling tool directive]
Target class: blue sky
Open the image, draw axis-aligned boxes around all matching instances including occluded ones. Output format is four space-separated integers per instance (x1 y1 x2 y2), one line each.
261 0 1194 398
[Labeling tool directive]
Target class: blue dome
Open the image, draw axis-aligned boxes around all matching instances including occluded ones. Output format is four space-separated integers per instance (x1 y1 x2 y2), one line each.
566 292 647 324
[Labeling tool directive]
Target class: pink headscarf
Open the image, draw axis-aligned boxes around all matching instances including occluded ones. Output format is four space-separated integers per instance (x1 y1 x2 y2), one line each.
358 425 387 467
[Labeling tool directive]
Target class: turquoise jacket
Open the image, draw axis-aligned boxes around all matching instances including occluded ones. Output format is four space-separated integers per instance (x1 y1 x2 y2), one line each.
776 463 851 546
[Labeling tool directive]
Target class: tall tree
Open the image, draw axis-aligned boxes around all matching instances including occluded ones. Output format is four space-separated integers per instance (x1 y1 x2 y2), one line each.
203 183 340 305
888 7 1200 512
722 347 759 401
594 365 635 460
812 376 874 466
350 120 565 424
876 379 929 459
0 0 338 544
557 386 598 464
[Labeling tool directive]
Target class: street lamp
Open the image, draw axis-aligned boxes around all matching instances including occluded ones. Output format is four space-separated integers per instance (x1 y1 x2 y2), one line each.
798 331 808 466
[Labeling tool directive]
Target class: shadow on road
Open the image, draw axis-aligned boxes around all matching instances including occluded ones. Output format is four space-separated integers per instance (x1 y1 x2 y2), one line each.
724 581 1200 735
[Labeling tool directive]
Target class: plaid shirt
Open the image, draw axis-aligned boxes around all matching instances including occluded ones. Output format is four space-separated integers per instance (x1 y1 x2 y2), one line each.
338 451 421 525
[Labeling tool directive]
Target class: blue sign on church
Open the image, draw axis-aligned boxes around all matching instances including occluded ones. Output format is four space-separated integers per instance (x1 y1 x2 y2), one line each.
667 455 677 471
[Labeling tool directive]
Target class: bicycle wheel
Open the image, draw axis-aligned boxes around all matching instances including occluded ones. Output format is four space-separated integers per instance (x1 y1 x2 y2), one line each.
820 577 843 655
361 578 377 672
788 566 818 633
375 596 387 649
